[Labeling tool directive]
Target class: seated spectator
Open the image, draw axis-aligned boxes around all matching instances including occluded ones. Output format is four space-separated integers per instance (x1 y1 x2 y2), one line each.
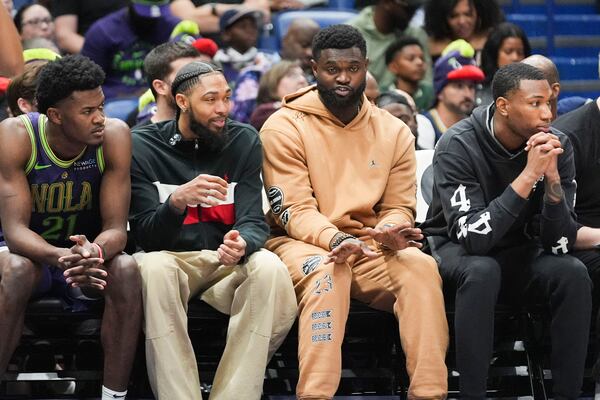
135 41 203 127
129 61 297 399
385 36 433 111
349 0 432 90
365 71 380 104
213 8 276 83
22 37 59 54
393 87 437 149
249 60 307 130
6 59 47 116
522 54 560 120
260 24 448 400
420 62 592 400
13 3 54 42
424 0 503 63
170 0 270 41
81 0 180 100
377 90 419 146
0 54 142 400
279 18 320 82
52 0 127 54
423 43 484 143
477 22 530 106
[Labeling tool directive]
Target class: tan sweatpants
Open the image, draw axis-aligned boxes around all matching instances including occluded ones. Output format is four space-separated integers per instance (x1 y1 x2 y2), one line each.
266 236 449 400
134 249 298 400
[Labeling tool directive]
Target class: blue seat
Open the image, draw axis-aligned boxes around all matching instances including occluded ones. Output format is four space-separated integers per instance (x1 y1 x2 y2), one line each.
103 98 139 122
273 9 358 49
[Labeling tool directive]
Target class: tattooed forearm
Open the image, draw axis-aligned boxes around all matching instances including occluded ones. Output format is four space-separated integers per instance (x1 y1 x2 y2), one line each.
544 180 563 204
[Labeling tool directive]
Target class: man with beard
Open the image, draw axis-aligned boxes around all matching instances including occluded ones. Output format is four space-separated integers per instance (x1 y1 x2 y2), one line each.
260 24 448 400
423 47 484 143
128 61 297 400
420 63 592 399
348 0 430 90
81 0 180 100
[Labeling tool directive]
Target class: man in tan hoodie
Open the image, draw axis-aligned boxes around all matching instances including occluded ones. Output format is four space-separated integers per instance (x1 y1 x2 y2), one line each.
260 24 449 400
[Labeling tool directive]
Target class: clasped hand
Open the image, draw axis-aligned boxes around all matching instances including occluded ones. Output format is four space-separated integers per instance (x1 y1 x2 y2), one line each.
57 234 107 290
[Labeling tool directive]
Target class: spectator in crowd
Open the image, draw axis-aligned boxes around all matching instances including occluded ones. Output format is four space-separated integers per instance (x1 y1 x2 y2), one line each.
423 45 484 143
478 22 530 106
135 42 203 127
214 8 275 83
0 2 24 76
170 0 270 41
249 59 307 130
552 95 600 384
377 90 419 145
279 18 320 81
392 87 437 149
420 62 592 400
129 61 297 400
260 24 448 400
0 54 142 400
365 71 380 104
349 0 431 90
385 36 433 111
52 0 127 54
425 0 503 63
522 54 560 120
22 37 59 54
6 59 47 116
81 0 180 100
13 3 54 42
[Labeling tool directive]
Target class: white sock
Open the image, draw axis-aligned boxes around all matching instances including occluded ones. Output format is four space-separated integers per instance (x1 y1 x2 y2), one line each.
102 385 127 399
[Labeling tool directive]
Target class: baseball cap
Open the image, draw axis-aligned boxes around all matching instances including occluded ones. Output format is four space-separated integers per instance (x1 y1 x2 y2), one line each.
219 8 263 32
433 46 485 96
131 0 170 18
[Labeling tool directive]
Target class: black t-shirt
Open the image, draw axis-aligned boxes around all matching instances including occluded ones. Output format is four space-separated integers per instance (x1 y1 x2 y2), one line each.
52 0 129 35
553 100 600 228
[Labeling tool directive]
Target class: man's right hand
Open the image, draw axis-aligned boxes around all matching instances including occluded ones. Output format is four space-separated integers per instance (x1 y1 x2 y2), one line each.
523 132 563 180
325 238 378 264
169 174 228 214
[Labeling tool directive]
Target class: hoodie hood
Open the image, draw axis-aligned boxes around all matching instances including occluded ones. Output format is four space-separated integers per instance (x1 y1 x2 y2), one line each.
281 85 372 129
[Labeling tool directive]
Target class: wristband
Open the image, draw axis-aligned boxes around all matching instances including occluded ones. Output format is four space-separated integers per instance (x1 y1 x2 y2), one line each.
329 232 356 250
92 242 104 259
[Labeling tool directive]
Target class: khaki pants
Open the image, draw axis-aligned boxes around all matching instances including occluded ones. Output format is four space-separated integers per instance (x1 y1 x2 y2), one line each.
267 236 449 400
134 249 297 400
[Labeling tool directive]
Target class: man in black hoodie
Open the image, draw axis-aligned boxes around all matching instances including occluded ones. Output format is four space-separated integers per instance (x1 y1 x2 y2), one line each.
421 62 592 399
129 61 297 400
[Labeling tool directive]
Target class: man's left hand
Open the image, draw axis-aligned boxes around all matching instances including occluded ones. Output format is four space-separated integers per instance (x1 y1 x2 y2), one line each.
218 230 246 266
365 222 424 251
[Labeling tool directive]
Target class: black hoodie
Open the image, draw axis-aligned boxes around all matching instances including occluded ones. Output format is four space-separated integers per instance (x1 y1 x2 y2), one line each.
420 104 578 256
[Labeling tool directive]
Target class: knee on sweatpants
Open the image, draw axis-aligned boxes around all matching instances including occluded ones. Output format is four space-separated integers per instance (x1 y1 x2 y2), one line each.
552 256 593 293
457 257 502 297
247 249 293 286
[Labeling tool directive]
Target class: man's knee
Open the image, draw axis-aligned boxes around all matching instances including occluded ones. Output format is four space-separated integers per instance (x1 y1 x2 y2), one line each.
553 256 593 292
1 254 41 293
105 254 142 296
455 256 502 293
247 249 292 283
136 252 178 281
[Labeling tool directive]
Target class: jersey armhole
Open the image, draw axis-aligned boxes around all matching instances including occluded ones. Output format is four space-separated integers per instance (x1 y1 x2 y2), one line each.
18 115 37 175
97 146 105 173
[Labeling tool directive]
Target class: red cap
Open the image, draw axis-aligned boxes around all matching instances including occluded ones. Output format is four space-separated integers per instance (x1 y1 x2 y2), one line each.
447 65 485 83
0 77 11 95
191 38 219 59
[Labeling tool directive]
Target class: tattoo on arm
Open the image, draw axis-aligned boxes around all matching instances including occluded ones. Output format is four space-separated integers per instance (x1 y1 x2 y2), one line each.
544 181 563 204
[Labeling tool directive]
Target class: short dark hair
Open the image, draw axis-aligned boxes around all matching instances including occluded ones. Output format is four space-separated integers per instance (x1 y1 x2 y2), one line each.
144 42 200 97
377 91 412 108
424 0 503 41
171 61 223 97
311 24 367 61
36 55 105 114
384 36 422 66
492 62 545 100
481 22 531 84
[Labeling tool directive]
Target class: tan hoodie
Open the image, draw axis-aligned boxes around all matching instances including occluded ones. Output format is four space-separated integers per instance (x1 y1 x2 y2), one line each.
260 85 416 251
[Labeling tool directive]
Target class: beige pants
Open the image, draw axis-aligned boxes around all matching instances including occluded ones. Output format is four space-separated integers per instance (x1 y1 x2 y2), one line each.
134 249 297 400
267 236 449 400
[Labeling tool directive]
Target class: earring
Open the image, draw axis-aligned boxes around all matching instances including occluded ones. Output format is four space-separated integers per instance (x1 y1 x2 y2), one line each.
181 108 187 113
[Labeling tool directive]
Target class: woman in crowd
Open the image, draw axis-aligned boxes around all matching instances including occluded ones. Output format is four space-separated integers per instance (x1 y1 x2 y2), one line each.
13 3 54 42
477 22 531 106
249 60 307 130
425 0 503 63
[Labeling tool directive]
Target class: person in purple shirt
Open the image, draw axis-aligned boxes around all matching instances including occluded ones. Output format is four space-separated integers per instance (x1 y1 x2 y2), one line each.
81 0 180 100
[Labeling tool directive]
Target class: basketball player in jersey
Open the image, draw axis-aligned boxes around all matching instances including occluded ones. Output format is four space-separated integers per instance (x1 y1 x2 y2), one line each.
0 55 141 400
